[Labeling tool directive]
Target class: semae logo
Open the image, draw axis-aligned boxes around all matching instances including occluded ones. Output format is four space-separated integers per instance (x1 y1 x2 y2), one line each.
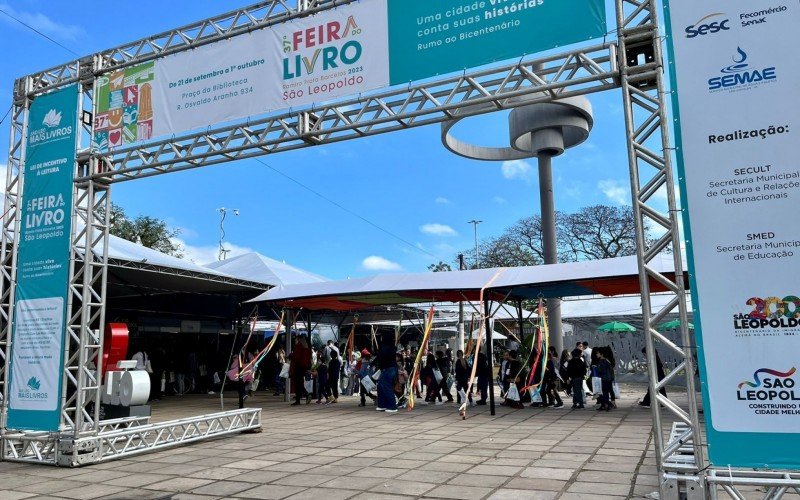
685 13 730 38
42 109 62 128
708 47 777 92
27 376 41 391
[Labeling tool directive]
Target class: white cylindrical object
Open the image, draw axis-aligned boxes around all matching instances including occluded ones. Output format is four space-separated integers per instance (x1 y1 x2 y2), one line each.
120 371 150 407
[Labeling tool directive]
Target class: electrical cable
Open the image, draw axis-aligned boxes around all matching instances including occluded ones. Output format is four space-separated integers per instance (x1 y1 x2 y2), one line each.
252 157 438 259
0 8 81 57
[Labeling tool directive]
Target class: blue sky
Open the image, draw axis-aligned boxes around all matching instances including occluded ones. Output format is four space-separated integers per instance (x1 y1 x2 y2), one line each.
0 1 646 279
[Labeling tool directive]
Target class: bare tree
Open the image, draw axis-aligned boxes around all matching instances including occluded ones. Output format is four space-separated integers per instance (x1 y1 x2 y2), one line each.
458 205 639 268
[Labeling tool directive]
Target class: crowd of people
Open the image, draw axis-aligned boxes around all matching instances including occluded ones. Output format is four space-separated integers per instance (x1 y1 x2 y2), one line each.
271 334 625 414
130 332 656 415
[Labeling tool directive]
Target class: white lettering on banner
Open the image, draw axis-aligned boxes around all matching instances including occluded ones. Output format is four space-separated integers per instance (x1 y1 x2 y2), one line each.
668 0 800 434
150 1 388 137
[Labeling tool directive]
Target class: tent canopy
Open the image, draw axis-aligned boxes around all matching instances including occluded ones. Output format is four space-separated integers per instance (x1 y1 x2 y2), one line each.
249 255 681 311
206 252 327 287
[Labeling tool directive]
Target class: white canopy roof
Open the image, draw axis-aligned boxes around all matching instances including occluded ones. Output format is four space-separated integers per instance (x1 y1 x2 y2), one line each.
206 252 327 287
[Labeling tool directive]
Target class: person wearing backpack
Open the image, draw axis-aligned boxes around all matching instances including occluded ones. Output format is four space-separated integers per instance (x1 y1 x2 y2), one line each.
436 350 454 403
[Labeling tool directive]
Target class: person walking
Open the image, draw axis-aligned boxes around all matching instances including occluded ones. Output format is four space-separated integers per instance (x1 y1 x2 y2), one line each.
314 349 329 404
475 350 490 405
567 348 587 409
328 350 341 404
436 350 454 403
423 353 442 404
454 350 473 405
639 347 667 407
596 348 615 411
357 349 377 406
503 350 524 409
289 336 312 406
274 346 286 396
543 346 564 408
376 333 398 414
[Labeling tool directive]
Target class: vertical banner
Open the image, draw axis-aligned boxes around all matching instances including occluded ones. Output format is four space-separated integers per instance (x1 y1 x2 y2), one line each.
7 84 78 432
665 1 800 468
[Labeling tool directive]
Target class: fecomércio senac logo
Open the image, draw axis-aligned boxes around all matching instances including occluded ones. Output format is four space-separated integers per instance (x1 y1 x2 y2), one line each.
28 108 73 146
707 47 777 93
684 5 789 39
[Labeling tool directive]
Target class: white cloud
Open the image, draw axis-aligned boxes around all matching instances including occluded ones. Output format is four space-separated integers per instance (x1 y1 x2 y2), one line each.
172 237 254 265
420 223 458 237
435 197 451 205
492 196 507 205
598 179 631 205
501 159 532 181
0 4 85 42
362 255 403 271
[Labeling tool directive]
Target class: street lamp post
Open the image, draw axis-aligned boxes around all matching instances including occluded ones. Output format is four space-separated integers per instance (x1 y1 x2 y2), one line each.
468 219 482 269
217 207 240 261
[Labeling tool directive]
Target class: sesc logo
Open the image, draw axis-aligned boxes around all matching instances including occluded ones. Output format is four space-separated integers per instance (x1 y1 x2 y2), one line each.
708 47 777 92
737 367 799 402
685 13 730 38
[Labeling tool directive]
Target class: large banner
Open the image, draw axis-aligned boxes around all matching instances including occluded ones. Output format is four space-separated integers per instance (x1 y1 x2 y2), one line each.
93 0 605 148
7 85 78 432
665 1 800 468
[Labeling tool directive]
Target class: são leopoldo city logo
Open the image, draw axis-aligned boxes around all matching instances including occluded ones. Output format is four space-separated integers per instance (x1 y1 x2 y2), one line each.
733 295 800 337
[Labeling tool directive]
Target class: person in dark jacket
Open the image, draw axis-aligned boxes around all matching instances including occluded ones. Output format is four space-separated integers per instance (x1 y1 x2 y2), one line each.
375 333 398 413
639 347 666 407
289 336 312 406
315 349 329 404
596 348 615 411
436 350 454 403
454 350 472 405
567 349 588 408
503 350 524 409
328 350 341 404
543 346 564 408
423 353 442 404
476 351 490 405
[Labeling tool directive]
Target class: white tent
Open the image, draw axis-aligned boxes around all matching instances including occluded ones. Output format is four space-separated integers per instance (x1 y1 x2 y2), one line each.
206 252 327 287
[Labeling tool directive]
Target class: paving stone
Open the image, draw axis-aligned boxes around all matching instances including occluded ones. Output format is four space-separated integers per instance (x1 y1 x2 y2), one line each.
54 484 128 499
487 489 558 500
423 484 494 500
568 481 632 496
285 487 360 500
145 477 214 492
504 477 566 491
447 473 508 488
369 480 438 496
520 467 575 480
467 464 524 476
236 484 307 499
0 491 36 500
576 470 635 484
190 480 259 497
272 473 338 487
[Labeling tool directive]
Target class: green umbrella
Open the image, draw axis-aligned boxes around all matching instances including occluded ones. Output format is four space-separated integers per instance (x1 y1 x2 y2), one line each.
659 319 694 330
597 321 636 333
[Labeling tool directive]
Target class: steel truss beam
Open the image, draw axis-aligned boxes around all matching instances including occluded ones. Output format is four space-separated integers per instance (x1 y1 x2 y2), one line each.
84 42 620 183
2 409 261 466
616 0 705 498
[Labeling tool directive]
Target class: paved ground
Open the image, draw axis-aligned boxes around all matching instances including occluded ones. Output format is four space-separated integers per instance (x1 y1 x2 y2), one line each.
0 384 680 500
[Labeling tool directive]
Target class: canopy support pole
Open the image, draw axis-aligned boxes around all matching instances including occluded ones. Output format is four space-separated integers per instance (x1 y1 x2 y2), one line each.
284 309 292 403
516 299 525 346
485 299 495 416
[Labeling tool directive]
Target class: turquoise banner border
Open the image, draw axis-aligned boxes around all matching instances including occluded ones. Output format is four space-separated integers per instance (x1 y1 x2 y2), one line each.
387 0 607 85
6 84 78 432
661 0 800 469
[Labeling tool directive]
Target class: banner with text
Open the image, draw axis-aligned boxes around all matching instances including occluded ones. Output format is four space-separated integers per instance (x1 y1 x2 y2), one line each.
7 84 78 432
93 0 605 148
665 1 800 468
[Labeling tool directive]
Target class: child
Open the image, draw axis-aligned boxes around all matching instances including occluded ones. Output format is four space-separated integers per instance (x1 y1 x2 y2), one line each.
595 348 615 411
395 353 409 408
567 348 587 409
357 349 376 406
328 350 341 404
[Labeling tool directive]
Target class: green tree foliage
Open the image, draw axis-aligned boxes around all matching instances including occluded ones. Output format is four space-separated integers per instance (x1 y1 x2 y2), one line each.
108 203 184 257
427 261 453 272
